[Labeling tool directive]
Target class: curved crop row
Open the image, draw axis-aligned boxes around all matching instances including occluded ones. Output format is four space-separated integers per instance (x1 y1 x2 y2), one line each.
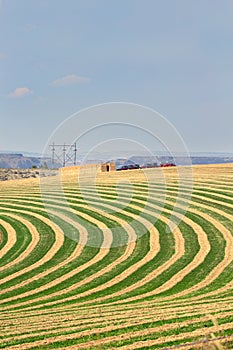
0 164 232 349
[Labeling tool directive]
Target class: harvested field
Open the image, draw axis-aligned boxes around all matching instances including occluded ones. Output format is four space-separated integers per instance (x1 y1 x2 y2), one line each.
0 164 232 349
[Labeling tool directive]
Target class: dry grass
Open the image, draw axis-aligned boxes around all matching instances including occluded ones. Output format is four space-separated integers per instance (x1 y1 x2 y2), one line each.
0 164 232 349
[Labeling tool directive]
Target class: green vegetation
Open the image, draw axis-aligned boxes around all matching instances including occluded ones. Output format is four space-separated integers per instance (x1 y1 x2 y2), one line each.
0 164 232 349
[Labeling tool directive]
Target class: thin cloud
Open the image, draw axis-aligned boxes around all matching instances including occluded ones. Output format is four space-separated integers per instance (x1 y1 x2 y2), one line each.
51 74 90 87
8 87 33 98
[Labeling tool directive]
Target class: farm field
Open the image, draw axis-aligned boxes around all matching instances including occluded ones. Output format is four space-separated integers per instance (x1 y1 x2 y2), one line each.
0 164 233 349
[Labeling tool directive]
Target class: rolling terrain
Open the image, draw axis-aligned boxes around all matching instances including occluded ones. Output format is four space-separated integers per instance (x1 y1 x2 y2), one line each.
0 164 233 349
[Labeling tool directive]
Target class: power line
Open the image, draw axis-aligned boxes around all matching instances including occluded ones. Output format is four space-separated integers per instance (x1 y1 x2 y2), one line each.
49 143 77 168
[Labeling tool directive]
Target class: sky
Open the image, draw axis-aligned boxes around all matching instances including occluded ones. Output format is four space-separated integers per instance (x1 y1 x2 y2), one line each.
0 0 233 155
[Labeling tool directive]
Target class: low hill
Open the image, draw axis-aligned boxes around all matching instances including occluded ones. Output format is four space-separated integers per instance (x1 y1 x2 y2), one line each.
1 151 233 169
0 153 51 169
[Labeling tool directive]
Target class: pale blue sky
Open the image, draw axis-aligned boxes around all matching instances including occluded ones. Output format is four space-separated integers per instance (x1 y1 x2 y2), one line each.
0 0 233 153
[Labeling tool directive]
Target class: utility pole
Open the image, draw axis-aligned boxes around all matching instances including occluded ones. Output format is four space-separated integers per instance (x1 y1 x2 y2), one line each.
74 142 77 166
51 142 55 168
49 143 77 168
